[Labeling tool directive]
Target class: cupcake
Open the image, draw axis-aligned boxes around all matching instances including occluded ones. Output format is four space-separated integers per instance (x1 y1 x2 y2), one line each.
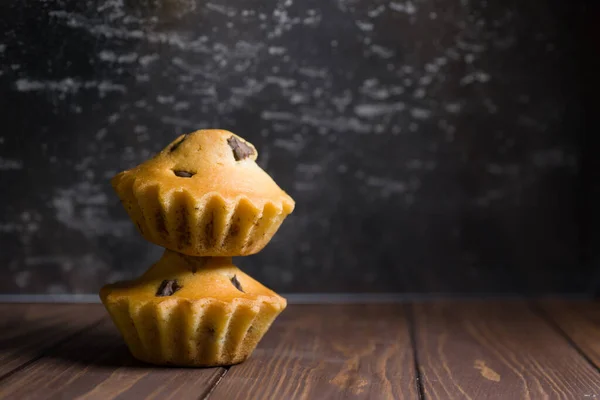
111 129 295 257
100 249 286 366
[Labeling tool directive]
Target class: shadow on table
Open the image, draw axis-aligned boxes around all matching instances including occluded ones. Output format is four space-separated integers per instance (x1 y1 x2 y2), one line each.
7 315 217 370
4 315 151 369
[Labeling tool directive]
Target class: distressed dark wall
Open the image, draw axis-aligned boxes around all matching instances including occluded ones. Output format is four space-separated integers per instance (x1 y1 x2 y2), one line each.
0 0 591 294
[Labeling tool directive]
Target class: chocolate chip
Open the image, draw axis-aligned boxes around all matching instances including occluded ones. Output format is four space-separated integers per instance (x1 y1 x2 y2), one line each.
230 275 244 292
227 136 255 161
156 279 182 297
173 170 195 178
170 134 187 152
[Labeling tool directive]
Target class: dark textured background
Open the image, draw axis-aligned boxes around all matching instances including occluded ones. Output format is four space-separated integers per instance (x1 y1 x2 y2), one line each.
0 0 593 294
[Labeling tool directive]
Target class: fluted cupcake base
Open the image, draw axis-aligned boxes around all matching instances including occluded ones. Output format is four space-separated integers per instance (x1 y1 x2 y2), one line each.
102 297 282 366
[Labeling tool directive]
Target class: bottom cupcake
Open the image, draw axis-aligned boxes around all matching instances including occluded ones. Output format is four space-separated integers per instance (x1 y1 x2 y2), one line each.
100 250 286 367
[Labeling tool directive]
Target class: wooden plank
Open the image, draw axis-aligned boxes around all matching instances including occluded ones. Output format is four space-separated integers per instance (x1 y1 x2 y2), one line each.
0 316 225 399
538 300 600 368
211 304 416 400
0 303 106 377
413 301 600 399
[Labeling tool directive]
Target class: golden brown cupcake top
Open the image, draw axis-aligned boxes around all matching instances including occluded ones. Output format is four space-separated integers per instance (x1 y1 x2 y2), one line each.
113 129 294 213
102 250 286 305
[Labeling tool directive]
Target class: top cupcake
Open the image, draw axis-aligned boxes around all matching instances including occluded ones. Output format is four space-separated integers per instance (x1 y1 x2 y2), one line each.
112 129 295 257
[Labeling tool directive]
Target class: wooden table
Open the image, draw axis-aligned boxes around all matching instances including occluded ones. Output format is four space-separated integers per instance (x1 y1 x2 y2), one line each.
0 300 599 399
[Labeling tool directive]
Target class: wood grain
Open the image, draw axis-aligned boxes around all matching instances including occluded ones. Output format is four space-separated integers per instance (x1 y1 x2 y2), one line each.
0 303 105 378
3 301 600 400
0 317 225 399
210 304 416 400
538 300 600 368
413 301 600 399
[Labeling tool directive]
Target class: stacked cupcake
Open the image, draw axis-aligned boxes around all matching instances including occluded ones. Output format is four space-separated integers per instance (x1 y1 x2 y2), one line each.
100 130 294 366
